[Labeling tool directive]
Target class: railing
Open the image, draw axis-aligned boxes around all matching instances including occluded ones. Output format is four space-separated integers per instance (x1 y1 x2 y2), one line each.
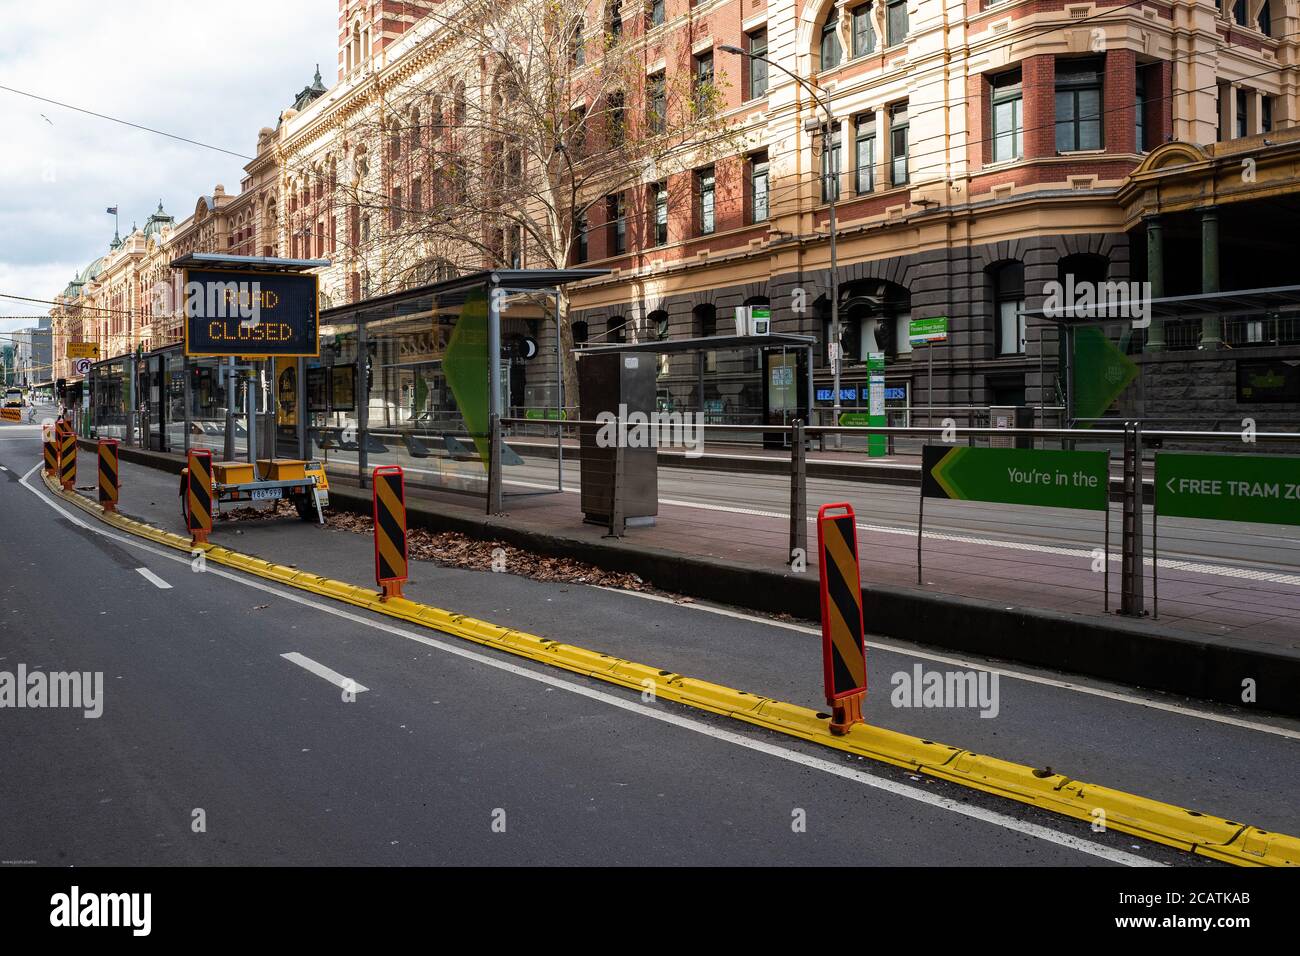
1161 313 1300 350
498 415 1300 622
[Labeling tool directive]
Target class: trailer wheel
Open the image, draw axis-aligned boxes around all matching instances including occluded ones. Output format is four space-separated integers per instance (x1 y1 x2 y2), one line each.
294 494 317 522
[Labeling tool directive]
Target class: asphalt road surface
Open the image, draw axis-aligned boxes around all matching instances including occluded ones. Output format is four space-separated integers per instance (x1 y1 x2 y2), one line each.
1 420 1296 865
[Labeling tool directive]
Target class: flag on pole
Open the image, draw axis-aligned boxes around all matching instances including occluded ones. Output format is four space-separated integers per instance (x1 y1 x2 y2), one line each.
106 206 118 215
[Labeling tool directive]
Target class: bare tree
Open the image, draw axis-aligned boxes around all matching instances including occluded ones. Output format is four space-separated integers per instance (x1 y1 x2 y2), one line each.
284 0 746 403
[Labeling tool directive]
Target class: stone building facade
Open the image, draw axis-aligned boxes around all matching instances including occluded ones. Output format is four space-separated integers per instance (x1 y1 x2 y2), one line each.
51 0 1300 423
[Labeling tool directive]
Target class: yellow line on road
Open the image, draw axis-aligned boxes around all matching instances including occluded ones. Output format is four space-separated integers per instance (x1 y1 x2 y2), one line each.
42 471 1300 868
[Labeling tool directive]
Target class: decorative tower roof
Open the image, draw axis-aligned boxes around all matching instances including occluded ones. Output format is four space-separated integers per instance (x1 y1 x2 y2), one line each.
291 64 328 113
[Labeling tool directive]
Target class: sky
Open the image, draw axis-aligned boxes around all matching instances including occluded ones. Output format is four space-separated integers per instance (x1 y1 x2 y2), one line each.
0 0 338 335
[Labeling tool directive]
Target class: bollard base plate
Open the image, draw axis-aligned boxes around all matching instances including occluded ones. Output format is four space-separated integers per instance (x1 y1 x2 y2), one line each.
380 581 404 601
829 691 865 736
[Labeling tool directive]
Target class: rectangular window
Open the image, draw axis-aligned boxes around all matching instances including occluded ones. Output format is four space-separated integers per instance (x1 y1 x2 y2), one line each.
647 73 666 133
575 215 588 263
852 4 876 57
608 91 625 144
998 300 1026 355
886 0 908 46
391 185 403 229
609 1 623 39
890 103 909 186
1262 95 1274 133
411 176 423 213
608 194 626 254
1135 66 1147 151
694 51 714 112
697 167 715 235
748 29 768 99
653 183 668 245
1236 88 1249 138
820 18 841 70
647 0 664 28
750 153 769 222
1055 58 1103 152
990 70 1023 163
821 127 842 202
855 115 875 193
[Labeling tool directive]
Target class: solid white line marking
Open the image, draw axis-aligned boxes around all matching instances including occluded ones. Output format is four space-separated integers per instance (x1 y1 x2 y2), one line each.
281 652 369 694
19 469 1165 867
600 586 1300 742
502 475 1298 583
135 567 172 589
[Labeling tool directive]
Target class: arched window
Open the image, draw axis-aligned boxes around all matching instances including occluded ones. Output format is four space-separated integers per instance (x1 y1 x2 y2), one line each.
389 119 402 163
692 303 717 337
991 261 1026 356
819 7 842 71
606 316 626 343
572 320 589 345
453 83 467 126
649 309 670 340
408 108 421 153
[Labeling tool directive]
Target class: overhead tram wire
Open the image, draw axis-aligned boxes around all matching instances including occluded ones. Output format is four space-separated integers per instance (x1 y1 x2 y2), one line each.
0 85 254 160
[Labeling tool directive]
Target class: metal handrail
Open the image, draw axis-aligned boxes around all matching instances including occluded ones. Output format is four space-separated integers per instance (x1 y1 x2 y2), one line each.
501 417 1300 442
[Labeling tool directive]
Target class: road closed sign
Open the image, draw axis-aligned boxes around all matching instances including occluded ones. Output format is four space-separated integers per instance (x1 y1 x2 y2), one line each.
1156 452 1300 527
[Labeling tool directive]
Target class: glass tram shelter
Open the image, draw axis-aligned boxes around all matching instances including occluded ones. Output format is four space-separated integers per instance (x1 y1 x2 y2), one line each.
87 267 608 504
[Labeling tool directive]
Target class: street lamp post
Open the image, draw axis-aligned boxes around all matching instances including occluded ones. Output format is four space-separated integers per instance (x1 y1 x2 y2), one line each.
720 44 841 446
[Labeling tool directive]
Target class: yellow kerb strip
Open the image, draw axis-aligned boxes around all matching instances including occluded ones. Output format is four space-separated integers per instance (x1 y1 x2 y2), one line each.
42 470 1300 868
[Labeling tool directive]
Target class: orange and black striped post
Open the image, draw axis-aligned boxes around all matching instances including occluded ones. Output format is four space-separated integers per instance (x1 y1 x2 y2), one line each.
57 422 77 491
372 465 408 600
817 502 867 735
97 438 120 512
186 449 214 545
42 424 57 476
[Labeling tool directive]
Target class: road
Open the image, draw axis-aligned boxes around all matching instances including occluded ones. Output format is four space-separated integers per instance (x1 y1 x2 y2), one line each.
1 418 1297 865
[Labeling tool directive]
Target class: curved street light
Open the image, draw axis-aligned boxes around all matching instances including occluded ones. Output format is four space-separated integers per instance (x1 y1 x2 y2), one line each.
720 44 842 445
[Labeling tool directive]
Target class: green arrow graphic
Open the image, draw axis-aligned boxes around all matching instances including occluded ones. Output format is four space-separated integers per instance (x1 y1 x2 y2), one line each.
1073 327 1138 421
443 287 490 468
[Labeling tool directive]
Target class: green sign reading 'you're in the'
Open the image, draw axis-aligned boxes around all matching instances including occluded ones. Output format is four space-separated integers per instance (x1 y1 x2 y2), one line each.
922 446 1110 512
1156 452 1300 527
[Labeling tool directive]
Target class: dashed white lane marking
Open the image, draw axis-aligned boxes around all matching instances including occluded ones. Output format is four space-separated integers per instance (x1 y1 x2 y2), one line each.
599 587 1300 742
135 567 172 589
280 652 369 694
19 463 1160 867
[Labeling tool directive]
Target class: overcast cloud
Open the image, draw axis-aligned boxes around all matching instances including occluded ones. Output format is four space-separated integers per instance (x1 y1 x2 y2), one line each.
0 0 337 334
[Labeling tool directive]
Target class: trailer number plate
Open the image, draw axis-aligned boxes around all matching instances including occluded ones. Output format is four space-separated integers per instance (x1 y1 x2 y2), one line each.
251 487 282 502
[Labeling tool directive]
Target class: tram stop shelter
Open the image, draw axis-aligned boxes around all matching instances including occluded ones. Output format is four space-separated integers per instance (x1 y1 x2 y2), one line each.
309 268 608 500
576 332 817 448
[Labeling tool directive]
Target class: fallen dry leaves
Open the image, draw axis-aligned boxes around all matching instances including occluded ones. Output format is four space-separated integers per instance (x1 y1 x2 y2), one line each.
324 509 650 590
